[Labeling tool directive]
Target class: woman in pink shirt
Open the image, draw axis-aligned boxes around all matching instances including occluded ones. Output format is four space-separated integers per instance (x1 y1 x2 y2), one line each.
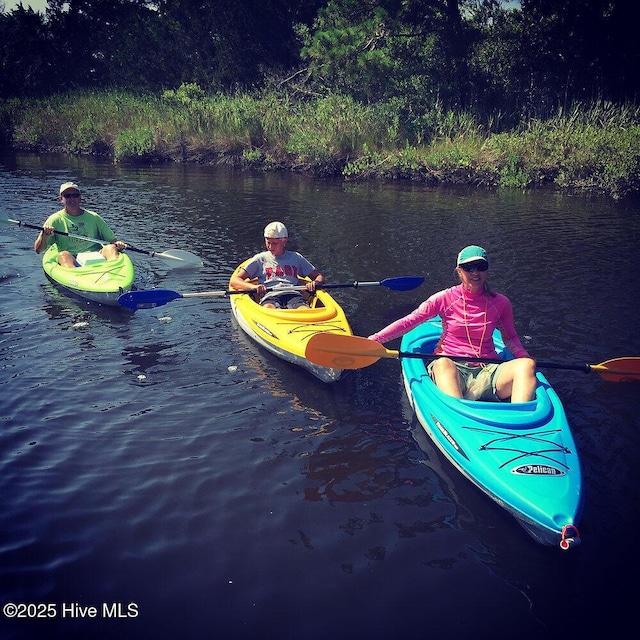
368 246 537 402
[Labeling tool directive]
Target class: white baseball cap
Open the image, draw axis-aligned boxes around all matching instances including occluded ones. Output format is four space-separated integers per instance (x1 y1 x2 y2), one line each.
59 182 80 195
264 221 288 238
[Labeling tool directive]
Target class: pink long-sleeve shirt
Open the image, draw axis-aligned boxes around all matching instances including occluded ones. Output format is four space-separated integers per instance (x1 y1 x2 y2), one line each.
368 284 529 359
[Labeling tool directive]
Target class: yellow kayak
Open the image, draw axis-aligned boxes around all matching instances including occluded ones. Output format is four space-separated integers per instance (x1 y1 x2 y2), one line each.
229 263 353 382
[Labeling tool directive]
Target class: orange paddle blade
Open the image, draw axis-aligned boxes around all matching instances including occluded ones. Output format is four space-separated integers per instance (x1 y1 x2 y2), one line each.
305 333 394 369
590 357 640 382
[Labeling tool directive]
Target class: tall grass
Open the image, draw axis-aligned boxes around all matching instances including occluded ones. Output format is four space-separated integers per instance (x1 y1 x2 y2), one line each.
1 87 638 198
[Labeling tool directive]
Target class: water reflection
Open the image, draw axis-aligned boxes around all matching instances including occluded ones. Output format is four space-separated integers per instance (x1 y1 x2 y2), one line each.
121 340 183 379
40 283 131 322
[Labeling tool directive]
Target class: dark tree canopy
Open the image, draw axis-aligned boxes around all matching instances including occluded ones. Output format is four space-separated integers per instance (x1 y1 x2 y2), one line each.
1 0 637 117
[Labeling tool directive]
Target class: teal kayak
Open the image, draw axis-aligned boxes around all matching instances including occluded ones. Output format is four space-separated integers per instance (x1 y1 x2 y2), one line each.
42 244 135 306
400 319 583 550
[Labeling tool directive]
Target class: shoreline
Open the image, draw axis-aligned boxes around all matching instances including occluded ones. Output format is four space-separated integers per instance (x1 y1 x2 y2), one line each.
4 88 638 201
9 142 633 201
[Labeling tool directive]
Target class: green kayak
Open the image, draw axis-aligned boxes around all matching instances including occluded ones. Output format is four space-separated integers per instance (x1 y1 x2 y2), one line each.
42 244 135 306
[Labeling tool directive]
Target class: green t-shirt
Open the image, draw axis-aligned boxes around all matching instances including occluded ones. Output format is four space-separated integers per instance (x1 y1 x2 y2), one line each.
43 209 117 255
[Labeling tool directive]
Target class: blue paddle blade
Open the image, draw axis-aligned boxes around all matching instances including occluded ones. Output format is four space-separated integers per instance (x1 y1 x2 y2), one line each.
118 289 183 310
380 276 425 291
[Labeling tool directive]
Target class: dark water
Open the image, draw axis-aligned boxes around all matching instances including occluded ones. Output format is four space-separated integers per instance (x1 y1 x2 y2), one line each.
1 152 639 640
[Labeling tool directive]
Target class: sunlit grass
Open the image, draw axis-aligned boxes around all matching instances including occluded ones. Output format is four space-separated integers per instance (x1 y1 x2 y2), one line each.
1 86 638 198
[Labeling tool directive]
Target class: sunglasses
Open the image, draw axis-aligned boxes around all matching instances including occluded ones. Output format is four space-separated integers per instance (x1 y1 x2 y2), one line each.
62 192 80 198
459 261 488 272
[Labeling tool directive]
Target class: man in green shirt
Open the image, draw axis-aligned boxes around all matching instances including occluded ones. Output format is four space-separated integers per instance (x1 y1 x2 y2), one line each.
34 182 125 268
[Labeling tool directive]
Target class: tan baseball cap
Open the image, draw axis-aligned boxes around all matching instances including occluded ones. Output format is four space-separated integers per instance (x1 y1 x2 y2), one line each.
59 182 80 195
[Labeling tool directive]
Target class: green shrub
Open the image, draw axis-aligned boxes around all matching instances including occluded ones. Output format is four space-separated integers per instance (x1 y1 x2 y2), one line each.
114 126 155 161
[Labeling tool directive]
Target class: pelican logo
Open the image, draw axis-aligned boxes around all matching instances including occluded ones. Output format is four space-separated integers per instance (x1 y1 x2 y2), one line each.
512 464 565 476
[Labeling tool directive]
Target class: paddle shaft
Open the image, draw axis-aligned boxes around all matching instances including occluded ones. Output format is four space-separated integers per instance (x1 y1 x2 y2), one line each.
119 286 326 309
351 344 640 375
173 284 393 297
304 333 640 380
179 284 385 296
10 218 156 257
182 289 250 297
393 350 594 373
392 350 640 376
320 279 421 290
117 275 424 309
227 276 423 294
8 218 202 266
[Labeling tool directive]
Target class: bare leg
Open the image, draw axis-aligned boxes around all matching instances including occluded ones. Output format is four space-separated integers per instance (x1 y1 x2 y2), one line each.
496 357 537 402
431 357 463 398
100 244 120 261
57 250 78 268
